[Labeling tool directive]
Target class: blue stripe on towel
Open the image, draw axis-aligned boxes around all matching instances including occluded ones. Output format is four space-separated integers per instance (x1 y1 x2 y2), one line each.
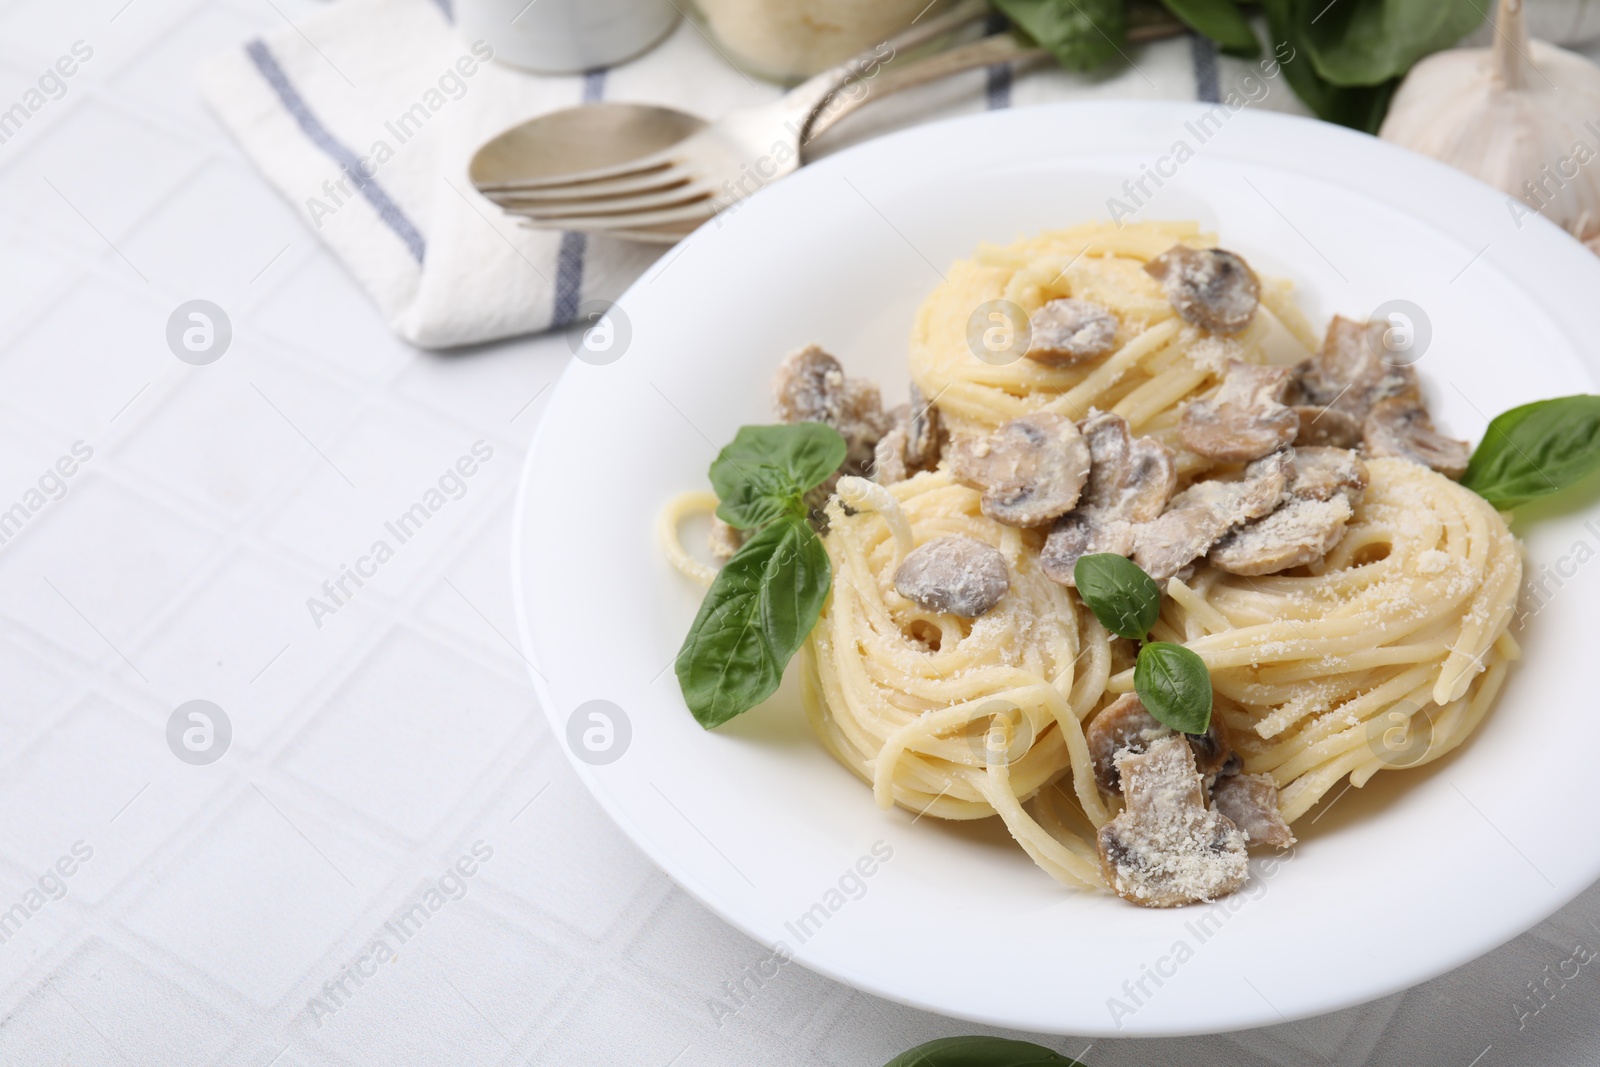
1190 34 1221 103
245 39 428 264
983 14 1012 109
552 68 609 327
985 62 1012 109
431 0 453 21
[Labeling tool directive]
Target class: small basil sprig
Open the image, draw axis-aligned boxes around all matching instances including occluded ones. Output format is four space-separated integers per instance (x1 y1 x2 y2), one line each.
1073 553 1161 640
883 1036 1086 1067
675 423 845 728
710 422 846 528
1134 641 1214 735
1073 553 1213 734
1461 395 1600 509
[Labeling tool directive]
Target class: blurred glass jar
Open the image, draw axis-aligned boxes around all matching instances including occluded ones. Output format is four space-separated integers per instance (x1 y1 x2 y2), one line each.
692 0 945 82
459 0 679 73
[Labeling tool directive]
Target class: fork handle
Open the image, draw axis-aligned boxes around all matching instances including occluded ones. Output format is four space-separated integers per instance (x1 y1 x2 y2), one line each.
802 34 1047 143
799 12 1192 144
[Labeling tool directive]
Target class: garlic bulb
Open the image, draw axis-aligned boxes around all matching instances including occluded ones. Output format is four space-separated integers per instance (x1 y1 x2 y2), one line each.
1380 0 1600 244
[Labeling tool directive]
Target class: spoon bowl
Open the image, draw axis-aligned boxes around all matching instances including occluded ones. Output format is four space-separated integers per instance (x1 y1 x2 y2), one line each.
469 102 709 243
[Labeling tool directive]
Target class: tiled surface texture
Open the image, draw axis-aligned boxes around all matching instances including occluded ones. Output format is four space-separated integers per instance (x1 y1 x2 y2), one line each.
1 3 1597 1065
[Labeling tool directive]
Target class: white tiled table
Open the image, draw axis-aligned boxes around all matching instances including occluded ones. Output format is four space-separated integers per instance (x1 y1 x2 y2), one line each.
1 1 1598 1064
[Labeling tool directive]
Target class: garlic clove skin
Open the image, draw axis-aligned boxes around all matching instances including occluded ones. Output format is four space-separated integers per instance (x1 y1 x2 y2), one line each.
1379 0 1600 244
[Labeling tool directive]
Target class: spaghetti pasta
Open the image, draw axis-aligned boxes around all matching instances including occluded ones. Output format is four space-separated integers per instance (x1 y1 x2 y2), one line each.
660 220 1525 901
908 221 1317 478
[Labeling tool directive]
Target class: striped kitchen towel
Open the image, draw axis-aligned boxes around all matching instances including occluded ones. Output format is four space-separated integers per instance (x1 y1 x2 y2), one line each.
199 0 1306 348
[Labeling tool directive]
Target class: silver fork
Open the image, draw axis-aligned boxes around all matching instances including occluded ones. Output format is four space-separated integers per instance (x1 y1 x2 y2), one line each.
478 0 1038 235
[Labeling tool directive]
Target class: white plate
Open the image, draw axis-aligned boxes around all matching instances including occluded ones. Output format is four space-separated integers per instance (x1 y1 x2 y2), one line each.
513 102 1600 1037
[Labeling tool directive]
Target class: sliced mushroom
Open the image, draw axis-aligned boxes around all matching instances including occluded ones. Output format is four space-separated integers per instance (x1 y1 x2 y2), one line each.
1132 450 1292 581
905 382 942 468
708 516 744 564
1292 405 1364 449
1040 511 1136 586
773 344 845 425
1288 316 1417 420
1086 693 1236 795
1096 735 1249 907
1208 494 1354 575
893 536 1010 618
1040 416 1177 586
1180 360 1299 462
1193 720 1243 781
1076 413 1176 519
947 413 1092 527
1288 446 1368 504
873 386 945 486
1145 245 1261 335
1118 438 1180 522
772 344 893 476
1025 297 1119 365
1364 395 1470 479
1204 447 1367 577
1078 411 1134 510
873 423 909 485
1211 773 1296 849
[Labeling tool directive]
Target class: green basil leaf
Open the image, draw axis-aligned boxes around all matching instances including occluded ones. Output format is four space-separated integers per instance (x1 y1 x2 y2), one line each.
1462 395 1600 509
675 518 831 728
1300 0 1483 87
1158 0 1260 57
710 422 847 529
1073 553 1162 641
1135 641 1213 735
883 1036 1086 1067
1262 0 1396 131
993 0 1126 72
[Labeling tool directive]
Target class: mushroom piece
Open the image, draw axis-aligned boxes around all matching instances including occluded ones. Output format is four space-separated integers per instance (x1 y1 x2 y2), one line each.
1077 411 1134 510
1288 316 1417 421
1086 693 1236 795
1364 395 1470 479
873 385 945 485
1040 416 1177 586
1096 735 1250 907
1207 447 1367 576
947 412 1092 527
772 344 893 475
1040 511 1136 587
1145 245 1261 335
1211 773 1296 850
892 536 1010 618
1288 446 1368 504
1208 494 1354 575
1025 297 1119 365
773 343 845 424
1180 360 1300 462
1076 412 1176 520
1292 405 1364 449
873 423 910 485
1132 450 1293 581
904 382 942 468
1115 438 1180 522
708 516 744 564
